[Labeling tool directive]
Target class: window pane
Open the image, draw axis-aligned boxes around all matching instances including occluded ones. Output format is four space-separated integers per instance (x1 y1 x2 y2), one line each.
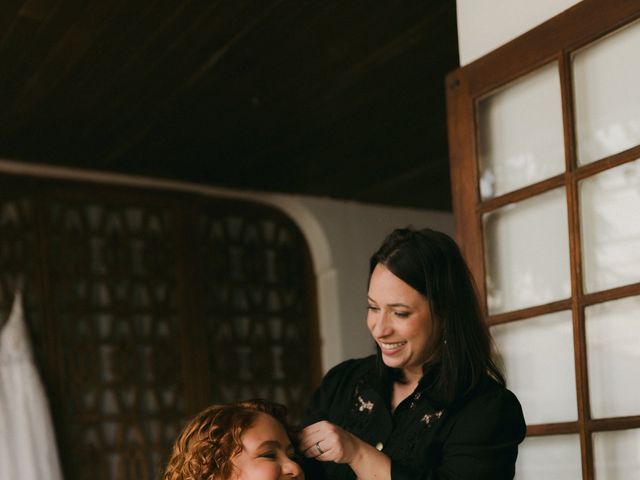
573 19 640 165
484 188 571 314
515 434 582 480
586 295 640 418
593 429 640 480
477 62 565 200
580 158 640 293
491 310 577 424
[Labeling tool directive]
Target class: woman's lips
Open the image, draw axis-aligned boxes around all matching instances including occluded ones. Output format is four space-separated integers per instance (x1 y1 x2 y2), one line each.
379 340 407 356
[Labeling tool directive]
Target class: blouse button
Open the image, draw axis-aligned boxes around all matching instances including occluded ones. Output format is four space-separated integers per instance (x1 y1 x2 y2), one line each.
375 442 383 451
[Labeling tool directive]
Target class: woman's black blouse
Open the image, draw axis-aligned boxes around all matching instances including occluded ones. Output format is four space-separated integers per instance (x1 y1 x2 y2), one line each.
302 355 526 480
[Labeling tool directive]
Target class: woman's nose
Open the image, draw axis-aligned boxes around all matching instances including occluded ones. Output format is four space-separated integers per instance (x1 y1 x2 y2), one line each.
372 312 392 337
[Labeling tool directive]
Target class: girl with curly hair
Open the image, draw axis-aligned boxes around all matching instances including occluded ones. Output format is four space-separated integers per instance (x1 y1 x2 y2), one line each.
163 399 304 480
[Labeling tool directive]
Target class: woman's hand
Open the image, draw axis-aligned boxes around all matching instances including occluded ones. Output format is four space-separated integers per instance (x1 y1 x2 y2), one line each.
299 421 392 480
299 420 363 464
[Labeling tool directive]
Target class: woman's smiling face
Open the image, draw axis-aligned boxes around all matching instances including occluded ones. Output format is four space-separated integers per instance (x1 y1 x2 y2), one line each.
231 412 304 480
367 263 434 382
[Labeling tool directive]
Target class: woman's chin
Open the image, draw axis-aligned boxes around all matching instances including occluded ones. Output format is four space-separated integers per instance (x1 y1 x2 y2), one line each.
381 354 406 370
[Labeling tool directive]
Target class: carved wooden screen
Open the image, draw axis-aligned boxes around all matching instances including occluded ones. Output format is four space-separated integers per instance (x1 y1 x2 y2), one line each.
0 175 320 480
44 191 186 480
195 204 320 421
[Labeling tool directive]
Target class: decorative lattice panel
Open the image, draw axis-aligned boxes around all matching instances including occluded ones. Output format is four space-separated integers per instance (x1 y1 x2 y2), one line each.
0 176 319 480
197 207 318 422
45 199 186 480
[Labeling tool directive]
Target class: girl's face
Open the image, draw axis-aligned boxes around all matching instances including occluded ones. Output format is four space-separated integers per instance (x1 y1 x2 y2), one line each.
231 412 304 480
367 263 434 382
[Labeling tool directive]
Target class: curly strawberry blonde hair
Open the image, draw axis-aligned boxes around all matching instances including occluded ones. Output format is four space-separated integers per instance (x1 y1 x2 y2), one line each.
162 399 296 480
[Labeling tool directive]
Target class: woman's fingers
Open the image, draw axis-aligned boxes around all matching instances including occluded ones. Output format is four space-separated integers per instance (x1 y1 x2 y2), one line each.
299 421 331 457
298 421 354 463
310 439 330 458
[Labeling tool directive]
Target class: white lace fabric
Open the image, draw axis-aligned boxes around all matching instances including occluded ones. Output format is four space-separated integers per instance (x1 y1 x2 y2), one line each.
0 292 64 480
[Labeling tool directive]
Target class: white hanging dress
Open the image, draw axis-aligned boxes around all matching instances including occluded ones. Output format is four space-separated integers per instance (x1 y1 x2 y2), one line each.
0 292 64 480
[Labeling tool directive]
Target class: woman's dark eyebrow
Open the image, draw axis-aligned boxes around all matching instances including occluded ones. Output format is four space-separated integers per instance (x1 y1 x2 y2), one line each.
368 297 411 309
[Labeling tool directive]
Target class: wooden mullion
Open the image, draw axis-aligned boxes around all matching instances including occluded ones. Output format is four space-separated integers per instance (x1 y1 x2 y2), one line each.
560 45 593 480
526 421 579 437
587 416 640 432
568 142 593 480
173 201 211 415
581 282 640 307
33 181 61 395
574 144 640 181
477 173 566 214
486 299 572 326
559 51 578 175
33 180 73 478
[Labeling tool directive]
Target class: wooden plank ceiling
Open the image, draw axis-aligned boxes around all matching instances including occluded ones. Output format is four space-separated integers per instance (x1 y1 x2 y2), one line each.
0 0 458 210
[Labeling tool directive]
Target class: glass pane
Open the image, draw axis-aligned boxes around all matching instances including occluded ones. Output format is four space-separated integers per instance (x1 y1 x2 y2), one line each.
586 295 640 418
593 429 640 480
515 434 582 480
491 310 577 424
573 19 640 165
580 158 640 293
484 188 571 314
477 62 565 199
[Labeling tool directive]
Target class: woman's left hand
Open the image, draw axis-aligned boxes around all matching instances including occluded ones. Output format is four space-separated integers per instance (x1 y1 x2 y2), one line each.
299 420 363 464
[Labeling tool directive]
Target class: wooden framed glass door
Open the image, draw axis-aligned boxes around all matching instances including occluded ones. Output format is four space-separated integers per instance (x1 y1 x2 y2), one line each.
446 1 640 478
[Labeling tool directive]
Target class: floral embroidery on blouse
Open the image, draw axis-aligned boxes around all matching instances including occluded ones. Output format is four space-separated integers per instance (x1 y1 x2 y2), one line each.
357 395 374 413
409 391 422 410
421 409 444 426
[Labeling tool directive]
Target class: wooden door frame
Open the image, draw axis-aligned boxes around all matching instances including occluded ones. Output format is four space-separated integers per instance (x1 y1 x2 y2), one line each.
446 1 640 478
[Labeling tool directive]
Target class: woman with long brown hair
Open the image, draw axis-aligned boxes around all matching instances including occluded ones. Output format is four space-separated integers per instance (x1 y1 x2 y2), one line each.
299 227 526 480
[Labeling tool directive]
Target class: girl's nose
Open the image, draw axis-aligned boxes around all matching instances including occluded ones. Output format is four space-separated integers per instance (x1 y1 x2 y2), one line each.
282 457 304 478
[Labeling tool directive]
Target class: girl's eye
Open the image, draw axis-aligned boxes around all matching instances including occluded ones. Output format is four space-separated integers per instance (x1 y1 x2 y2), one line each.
259 452 277 460
367 305 379 311
394 311 410 318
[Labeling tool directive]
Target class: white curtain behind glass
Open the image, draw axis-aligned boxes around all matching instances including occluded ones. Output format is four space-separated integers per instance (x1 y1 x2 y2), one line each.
0 291 64 480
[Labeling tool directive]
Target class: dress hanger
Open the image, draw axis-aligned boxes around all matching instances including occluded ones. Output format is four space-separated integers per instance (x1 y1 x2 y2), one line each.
1 273 25 329
13 273 25 295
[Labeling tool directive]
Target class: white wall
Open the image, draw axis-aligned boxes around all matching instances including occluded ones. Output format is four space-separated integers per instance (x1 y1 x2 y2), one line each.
0 159 453 373
456 0 583 66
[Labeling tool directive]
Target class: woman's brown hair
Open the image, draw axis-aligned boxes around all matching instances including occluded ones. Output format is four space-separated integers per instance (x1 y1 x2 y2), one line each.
162 399 293 480
369 227 505 406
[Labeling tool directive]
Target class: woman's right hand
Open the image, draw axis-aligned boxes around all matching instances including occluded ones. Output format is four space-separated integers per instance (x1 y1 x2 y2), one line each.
299 420 392 480
298 420 362 464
